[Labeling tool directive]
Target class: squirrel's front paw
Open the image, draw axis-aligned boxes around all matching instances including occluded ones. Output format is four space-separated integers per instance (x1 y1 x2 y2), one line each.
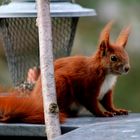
112 108 129 115
95 111 115 117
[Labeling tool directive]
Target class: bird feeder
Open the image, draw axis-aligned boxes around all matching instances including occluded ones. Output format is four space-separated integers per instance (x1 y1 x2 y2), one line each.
0 0 96 86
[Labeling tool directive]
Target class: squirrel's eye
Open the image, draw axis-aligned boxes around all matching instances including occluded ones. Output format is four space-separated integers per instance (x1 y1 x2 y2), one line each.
110 55 117 62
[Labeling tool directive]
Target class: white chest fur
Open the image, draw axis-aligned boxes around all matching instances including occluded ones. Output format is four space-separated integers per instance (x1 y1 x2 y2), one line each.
98 74 117 100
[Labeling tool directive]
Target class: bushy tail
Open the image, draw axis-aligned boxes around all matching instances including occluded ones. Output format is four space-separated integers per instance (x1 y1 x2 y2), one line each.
0 70 66 124
0 94 66 124
0 95 43 123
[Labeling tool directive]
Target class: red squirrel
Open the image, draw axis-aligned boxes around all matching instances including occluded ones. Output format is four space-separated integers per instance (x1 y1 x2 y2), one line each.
0 21 131 124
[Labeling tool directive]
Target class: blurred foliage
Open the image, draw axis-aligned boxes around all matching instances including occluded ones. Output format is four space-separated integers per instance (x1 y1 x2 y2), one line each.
0 0 11 5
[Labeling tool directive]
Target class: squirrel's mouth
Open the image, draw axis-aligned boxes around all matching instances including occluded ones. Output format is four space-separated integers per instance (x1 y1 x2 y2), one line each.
112 69 129 75
112 71 122 75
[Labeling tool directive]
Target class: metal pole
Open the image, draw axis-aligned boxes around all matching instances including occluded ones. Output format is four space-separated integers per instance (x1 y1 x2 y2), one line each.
36 0 61 139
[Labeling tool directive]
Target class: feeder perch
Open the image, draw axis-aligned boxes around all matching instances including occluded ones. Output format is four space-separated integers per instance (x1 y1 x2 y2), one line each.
0 0 96 86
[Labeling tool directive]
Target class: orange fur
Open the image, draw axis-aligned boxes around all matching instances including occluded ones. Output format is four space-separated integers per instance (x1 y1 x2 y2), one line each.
0 21 131 123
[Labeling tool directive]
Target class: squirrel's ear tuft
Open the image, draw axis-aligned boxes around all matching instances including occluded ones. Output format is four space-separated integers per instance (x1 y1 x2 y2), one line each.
115 25 131 48
98 20 114 56
99 20 114 44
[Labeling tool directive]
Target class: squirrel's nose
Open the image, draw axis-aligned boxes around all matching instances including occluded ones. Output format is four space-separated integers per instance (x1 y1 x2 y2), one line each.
124 64 130 73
